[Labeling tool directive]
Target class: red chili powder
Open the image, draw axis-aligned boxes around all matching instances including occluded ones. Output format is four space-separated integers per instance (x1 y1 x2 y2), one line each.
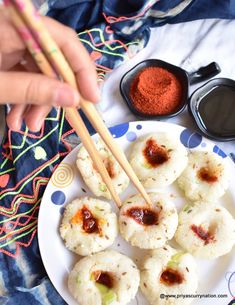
129 67 183 115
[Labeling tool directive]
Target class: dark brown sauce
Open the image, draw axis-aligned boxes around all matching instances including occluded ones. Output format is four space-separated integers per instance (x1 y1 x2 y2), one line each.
143 139 169 167
160 268 184 286
198 167 218 183
198 86 235 137
93 271 114 289
191 224 214 245
81 207 99 234
126 207 158 226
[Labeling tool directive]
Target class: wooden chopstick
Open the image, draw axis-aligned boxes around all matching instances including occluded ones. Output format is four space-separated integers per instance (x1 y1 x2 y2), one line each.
4 0 122 207
5 0 152 207
81 102 153 206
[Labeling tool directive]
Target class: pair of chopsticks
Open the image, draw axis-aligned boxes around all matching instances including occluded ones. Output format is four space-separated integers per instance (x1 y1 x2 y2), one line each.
3 0 152 208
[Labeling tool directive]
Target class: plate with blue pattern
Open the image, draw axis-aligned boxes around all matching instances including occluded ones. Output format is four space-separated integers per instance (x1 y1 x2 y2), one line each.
38 121 235 305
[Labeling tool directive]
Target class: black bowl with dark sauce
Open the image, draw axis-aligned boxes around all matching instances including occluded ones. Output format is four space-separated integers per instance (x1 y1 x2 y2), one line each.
189 78 235 141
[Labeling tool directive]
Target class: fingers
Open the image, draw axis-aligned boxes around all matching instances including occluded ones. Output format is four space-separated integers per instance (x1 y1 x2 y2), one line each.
0 9 25 54
6 104 52 132
1 50 25 71
1 11 100 103
24 105 52 132
6 54 52 132
0 71 79 107
6 104 27 131
7 51 39 73
17 50 41 73
43 17 100 103
1 14 101 133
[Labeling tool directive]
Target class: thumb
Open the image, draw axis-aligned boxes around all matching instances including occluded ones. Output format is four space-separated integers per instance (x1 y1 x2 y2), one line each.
0 71 79 107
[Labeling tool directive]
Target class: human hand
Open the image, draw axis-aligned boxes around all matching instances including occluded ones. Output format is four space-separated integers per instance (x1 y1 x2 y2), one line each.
0 7 100 132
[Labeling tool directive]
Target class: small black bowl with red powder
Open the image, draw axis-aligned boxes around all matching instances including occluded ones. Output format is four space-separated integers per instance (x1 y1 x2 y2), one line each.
120 59 220 119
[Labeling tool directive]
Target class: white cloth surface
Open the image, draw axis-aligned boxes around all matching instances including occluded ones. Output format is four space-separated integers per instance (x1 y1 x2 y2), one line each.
99 18 235 156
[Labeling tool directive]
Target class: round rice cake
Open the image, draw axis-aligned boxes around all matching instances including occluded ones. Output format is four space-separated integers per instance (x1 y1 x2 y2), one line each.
60 197 118 256
177 151 230 202
76 139 129 199
129 133 188 188
119 193 178 249
68 250 140 305
175 202 235 259
140 245 198 305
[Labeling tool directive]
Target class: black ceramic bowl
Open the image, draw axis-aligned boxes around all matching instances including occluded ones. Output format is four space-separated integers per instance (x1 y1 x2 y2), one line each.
189 78 235 141
120 59 221 120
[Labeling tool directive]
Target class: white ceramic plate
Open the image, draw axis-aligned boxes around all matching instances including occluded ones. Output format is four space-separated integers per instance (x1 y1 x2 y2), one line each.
38 121 235 305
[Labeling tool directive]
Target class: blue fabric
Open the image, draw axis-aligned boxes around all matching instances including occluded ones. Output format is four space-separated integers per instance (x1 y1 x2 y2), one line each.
1 1 235 305
169 0 235 23
47 0 235 71
0 108 74 305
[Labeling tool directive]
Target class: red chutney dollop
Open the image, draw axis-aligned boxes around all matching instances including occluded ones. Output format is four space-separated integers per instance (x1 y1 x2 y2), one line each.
126 207 159 226
143 139 169 167
197 167 218 183
160 268 184 286
191 224 214 245
71 206 100 234
93 271 114 288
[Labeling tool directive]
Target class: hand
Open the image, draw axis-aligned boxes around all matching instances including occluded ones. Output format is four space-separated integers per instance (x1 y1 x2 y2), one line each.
0 7 100 132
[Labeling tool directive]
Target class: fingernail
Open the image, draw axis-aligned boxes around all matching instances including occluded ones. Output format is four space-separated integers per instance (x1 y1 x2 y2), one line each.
7 117 22 131
53 86 79 107
28 126 40 133
28 120 43 132
13 121 22 131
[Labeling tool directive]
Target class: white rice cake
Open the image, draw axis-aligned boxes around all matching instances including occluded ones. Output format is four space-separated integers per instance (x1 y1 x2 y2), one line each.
60 197 118 256
175 202 235 259
68 250 140 305
129 133 188 188
178 151 230 202
119 193 178 249
140 244 198 305
76 139 129 199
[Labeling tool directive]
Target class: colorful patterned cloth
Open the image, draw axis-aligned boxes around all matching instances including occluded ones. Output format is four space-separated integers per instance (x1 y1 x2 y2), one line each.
1 1 235 304
47 0 235 80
